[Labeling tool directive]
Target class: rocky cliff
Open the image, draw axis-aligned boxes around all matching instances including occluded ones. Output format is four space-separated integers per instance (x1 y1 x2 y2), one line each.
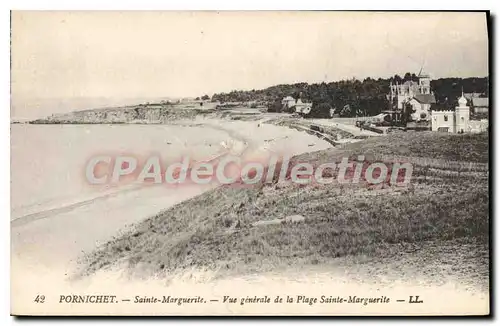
30 104 217 124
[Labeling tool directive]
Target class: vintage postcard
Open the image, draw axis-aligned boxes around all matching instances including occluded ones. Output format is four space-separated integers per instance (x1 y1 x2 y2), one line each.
10 11 490 316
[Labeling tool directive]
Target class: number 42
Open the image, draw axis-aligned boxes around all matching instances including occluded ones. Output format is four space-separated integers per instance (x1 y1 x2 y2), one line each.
34 295 45 303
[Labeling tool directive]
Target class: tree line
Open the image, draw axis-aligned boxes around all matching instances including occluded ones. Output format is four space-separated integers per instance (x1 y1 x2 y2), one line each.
210 74 488 117
194 95 211 101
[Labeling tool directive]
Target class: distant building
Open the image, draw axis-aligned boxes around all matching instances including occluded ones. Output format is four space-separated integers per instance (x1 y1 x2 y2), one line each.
281 96 312 115
463 93 489 114
389 71 436 122
471 97 489 114
431 93 470 133
463 92 482 101
282 96 296 110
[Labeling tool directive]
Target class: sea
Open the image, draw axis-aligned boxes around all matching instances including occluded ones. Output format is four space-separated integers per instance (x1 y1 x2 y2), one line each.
10 123 228 221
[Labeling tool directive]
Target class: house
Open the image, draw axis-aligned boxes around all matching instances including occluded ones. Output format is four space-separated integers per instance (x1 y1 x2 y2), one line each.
464 93 489 114
294 99 313 115
281 96 296 110
389 71 436 122
281 96 312 115
464 92 482 101
406 93 436 121
471 97 489 114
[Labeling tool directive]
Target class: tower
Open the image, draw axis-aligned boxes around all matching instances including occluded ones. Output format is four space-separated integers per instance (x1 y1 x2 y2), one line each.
418 70 431 95
455 90 470 133
396 81 406 110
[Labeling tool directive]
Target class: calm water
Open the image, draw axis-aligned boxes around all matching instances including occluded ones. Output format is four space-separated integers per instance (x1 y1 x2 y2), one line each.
10 124 228 220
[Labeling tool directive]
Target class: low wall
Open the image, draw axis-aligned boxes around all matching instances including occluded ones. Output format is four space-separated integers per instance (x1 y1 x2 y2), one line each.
329 117 373 125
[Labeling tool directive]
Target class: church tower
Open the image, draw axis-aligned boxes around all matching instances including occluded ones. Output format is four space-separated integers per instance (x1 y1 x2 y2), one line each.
418 70 431 95
455 90 470 133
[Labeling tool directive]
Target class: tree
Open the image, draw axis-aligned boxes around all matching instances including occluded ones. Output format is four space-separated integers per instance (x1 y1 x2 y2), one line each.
402 101 413 124
210 75 487 116
267 99 282 113
310 102 333 118
201 94 210 101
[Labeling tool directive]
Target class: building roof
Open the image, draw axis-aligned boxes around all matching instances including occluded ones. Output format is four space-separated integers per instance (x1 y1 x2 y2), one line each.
413 93 436 104
464 93 483 100
458 95 467 107
472 97 489 108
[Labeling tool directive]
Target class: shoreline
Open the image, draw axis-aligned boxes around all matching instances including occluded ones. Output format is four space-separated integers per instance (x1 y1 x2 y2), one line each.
11 115 489 316
11 117 333 313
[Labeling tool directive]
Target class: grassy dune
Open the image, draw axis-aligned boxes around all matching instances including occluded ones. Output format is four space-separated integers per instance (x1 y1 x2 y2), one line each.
81 132 489 280
334 131 489 163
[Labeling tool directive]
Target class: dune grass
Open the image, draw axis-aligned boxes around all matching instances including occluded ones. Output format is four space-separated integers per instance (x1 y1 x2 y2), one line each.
326 131 489 163
81 131 489 278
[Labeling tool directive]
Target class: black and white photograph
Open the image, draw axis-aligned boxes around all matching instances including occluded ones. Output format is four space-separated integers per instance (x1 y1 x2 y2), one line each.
9 10 490 316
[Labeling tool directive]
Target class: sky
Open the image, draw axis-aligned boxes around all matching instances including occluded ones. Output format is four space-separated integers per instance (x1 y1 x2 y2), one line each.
11 11 488 117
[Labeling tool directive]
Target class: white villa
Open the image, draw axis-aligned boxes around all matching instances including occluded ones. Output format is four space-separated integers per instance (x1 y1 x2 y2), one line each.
281 96 312 115
431 92 488 133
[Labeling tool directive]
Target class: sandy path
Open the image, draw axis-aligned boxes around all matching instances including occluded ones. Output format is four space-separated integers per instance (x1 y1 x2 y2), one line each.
11 118 331 314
